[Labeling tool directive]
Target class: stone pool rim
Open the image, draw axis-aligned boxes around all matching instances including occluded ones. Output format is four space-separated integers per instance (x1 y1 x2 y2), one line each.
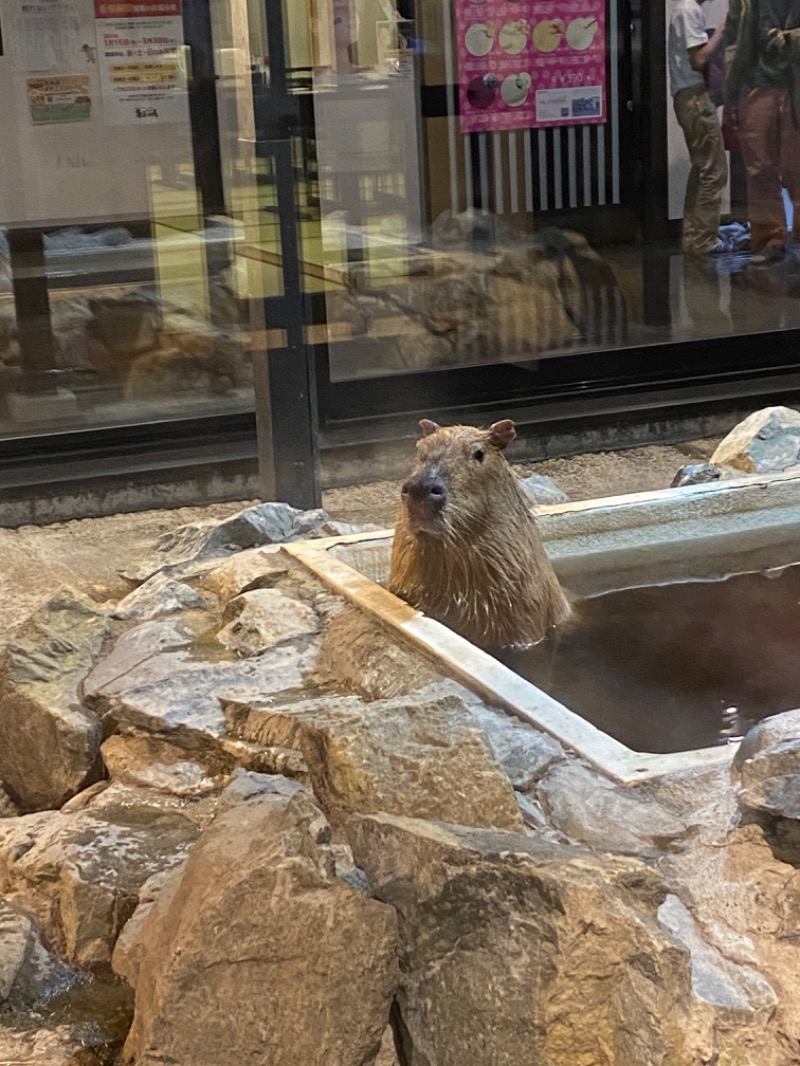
286 470 800 785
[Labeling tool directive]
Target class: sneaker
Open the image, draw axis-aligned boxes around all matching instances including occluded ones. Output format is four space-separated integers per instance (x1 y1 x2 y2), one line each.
683 238 729 257
749 244 786 266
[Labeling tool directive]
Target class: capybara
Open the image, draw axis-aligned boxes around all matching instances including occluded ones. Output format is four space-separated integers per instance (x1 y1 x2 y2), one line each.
388 418 571 648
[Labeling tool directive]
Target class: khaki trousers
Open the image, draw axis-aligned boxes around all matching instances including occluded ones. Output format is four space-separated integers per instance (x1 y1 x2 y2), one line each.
737 86 800 252
673 85 728 255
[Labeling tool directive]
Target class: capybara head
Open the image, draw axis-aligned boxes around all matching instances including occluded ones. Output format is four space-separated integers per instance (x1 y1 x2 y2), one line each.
399 418 519 539
390 418 571 648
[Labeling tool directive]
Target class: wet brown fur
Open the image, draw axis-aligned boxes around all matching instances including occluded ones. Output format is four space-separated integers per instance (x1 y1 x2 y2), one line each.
388 419 571 648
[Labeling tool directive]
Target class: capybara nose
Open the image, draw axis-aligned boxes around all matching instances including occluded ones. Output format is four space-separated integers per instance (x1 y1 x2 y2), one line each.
402 475 448 509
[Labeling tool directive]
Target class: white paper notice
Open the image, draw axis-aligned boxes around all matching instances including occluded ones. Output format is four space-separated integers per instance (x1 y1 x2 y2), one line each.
8 0 90 72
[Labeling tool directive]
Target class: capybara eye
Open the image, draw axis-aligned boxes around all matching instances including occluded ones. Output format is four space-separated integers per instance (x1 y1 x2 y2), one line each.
471 445 486 463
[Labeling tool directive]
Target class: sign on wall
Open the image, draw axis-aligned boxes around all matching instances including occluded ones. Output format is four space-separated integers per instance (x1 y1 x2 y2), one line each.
94 0 187 124
456 0 606 133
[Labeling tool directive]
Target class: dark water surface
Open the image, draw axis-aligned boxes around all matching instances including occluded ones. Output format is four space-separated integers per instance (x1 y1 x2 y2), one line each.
496 563 800 754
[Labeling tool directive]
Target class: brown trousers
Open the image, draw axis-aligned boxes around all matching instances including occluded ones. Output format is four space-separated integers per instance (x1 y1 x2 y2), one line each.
737 86 800 252
673 84 728 255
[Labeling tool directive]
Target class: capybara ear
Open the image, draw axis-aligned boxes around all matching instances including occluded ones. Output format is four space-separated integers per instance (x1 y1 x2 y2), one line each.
419 419 440 437
487 419 516 450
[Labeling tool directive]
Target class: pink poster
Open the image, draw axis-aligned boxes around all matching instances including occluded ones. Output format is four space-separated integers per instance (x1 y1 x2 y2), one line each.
456 0 606 134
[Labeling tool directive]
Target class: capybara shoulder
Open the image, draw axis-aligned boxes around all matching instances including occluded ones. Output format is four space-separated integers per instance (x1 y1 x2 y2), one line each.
388 418 571 648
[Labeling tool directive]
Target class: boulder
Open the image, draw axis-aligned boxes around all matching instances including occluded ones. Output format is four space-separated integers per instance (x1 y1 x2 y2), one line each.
737 735 800 821
0 788 199 968
197 547 291 604
670 462 743 488
116 789 399 1066
657 817 800 1062
122 503 330 582
100 734 223 797
89 638 318 752
658 894 776 1016
466 697 564 791
112 572 209 621
224 691 523 832
711 406 800 474
0 899 73 1010
536 761 689 856
217 588 320 656
0 589 110 811
0 1024 120 1065
312 607 440 699
348 812 694 1066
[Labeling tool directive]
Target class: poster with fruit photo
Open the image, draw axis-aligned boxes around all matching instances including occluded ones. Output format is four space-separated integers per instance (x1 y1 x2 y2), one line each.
456 0 605 133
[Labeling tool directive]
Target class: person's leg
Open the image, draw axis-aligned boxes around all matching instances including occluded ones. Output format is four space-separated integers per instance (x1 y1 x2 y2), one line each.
776 89 800 243
675 88 727 254
737 87 787 251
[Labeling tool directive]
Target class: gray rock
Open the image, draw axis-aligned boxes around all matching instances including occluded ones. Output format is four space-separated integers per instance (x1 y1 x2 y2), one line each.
82 618 196 698
215 768 306 814
737 736 800 820
217 588 320 656
313 606 440 700
101 733 222 797
0 789 198 968
224 690 523 832
0 900 74 1010
711 406 800 474
467 700 564 791
658 894 776 1014
0 786 18 818
348 812 695 1066
115 790 399 1066
0 1025 117 1065
122 502 330 582
537 761 689 855
112 572 209 620
197 547 290 604
93 642 317 750
518 473 571 506
670 462 743 488
733 708 800 771
0 589 110 811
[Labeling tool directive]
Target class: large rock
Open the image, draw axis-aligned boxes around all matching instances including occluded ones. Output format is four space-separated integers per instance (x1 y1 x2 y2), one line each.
657 812 800 1063
348 812 695 1066
112 572 209 621
711 406 800 474
87 633 317 752
216 588 320 656
122 503 329 582
737 735 800 828
0 899 73 1010
116 789 399 1066
312 607 440 700
536 761 689 856
224 691 523 831
0 788 199 968
0 589 110 811
670 462 743 488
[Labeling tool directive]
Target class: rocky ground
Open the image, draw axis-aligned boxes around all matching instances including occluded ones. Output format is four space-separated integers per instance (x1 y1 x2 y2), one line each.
2 413 800 1066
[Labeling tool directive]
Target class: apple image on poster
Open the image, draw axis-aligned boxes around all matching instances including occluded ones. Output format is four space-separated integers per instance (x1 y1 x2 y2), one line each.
566 17 599 50
532 19 565 53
